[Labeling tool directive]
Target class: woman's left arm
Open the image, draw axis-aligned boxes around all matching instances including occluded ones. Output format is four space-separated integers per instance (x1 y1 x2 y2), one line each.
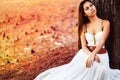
86 20 110 68
92 20 110 55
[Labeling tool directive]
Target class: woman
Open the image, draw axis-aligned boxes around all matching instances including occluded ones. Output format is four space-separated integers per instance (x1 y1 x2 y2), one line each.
35 0 120 80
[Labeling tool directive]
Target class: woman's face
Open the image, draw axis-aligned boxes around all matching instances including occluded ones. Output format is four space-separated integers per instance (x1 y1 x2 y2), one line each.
83 2 97 17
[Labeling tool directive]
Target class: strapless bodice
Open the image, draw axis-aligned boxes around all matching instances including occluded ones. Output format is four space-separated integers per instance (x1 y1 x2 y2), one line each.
85 31 103 46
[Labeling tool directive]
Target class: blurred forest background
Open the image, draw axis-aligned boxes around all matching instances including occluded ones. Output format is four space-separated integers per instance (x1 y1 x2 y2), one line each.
0 0 120 80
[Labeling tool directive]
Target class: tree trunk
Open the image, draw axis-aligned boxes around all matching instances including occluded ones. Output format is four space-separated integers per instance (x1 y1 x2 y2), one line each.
91 0 120 69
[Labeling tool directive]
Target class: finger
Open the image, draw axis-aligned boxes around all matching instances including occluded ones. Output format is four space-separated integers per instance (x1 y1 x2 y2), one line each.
87 60 90 68
86 59 89 68
86 58 90 68
86 62 87 67
89 60 93 67
95 56 98 62
91 60 93 66
88 59 91 67
96 56 100 63
98 57 100 63
94 56 96 61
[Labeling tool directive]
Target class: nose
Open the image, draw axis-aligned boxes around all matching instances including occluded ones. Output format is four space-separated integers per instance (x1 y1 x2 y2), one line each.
90 7 93 11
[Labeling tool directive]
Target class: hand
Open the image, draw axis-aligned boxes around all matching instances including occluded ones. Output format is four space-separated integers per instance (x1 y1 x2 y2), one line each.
86 53 95 68
94 55 100 63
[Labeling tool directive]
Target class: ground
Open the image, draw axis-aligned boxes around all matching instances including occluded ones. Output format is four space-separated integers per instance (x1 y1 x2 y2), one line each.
0 0 81 80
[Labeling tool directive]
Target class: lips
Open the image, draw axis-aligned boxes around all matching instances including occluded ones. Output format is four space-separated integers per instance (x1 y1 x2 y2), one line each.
91 10 96 14
91 10 95 13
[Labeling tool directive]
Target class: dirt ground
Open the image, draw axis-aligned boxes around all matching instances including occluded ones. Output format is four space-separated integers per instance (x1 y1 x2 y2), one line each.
0 0 81 80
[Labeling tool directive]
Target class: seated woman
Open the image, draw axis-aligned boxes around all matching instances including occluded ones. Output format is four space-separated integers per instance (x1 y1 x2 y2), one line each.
34 0 120 80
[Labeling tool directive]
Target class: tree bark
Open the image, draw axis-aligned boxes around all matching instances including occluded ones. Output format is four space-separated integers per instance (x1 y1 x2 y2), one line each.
91 0 120 69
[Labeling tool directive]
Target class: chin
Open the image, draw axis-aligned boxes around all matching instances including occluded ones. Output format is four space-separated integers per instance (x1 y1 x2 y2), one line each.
90 12 96 16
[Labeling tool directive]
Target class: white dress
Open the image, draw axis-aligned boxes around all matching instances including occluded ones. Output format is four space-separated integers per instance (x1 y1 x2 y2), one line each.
34 31 120 80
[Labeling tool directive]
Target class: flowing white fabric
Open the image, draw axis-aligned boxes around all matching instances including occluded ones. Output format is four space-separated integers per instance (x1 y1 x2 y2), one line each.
34 31 120 80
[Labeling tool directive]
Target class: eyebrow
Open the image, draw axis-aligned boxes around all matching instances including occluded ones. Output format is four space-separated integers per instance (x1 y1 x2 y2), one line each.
84 3 93 9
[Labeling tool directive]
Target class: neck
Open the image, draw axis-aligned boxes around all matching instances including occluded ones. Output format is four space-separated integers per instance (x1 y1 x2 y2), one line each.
88 15 100 23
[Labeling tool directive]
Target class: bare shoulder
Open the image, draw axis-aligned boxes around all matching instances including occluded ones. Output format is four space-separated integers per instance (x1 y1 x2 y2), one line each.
102 19 110 28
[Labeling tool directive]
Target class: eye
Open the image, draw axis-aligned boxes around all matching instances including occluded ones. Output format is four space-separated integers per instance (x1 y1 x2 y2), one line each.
85 7 89 11
89 3 93 7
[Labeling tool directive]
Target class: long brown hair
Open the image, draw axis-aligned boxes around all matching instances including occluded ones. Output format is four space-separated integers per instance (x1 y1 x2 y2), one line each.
78 0 93 49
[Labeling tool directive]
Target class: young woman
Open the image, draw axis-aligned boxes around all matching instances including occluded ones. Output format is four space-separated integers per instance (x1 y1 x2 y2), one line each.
35 0 120 80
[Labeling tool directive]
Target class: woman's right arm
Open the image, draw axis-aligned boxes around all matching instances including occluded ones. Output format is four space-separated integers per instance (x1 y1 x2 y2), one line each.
80 27 91 55
80 26 100 67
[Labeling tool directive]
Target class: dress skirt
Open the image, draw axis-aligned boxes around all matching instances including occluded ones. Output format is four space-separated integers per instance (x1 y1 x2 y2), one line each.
34 49 120 80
